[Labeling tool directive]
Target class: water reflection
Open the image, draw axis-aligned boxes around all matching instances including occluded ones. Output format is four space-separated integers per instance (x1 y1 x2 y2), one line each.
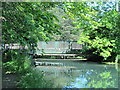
83 71 116 88
64 74 88 88
35 60 118 88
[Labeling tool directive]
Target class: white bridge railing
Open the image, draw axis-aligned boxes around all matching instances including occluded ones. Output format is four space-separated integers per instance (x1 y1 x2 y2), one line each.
1 41 82 54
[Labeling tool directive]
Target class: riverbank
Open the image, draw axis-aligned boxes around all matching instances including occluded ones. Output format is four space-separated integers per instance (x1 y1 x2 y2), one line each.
2 73 19 88
102 62 120 65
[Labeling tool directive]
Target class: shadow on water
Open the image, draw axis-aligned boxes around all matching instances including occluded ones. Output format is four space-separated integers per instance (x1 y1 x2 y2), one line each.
35 60 119 88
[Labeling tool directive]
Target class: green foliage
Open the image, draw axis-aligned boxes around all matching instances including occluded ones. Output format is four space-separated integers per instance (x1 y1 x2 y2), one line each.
62 2 120 61
77 10 119 61
48 6 79 41
18 69 53 88
87 72 115 88
2 2 62 75
2 2 60 49
3 50 31 74
78 33 116 60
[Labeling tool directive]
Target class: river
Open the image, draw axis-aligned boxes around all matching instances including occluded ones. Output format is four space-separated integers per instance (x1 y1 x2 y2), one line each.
34 59 119 88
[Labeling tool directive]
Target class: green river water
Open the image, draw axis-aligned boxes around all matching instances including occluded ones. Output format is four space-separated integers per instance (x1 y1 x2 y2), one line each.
35 60 119 88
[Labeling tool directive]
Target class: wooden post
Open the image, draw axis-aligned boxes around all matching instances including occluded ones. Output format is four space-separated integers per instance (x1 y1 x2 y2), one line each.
30 44 35 67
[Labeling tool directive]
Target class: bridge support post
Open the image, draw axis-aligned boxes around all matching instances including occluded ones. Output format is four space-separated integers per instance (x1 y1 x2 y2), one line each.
29 47 36 67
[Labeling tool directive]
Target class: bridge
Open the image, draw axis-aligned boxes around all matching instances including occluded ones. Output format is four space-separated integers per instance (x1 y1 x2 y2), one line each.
2 41 84 67
2 41 83 58
34 41 82 58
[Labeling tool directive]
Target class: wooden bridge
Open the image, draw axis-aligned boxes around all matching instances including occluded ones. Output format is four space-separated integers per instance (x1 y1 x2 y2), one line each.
2 41 84 67
2 41 82 58
34 41 82 58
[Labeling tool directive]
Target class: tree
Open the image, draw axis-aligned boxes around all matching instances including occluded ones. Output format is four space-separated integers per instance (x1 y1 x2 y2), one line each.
2 2 61 73
62 2 120 61
2 2 60 49
48 6 80 41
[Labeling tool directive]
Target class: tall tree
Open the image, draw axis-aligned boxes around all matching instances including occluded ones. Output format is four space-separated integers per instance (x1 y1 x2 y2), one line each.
62 2 120 61
2 2 60 49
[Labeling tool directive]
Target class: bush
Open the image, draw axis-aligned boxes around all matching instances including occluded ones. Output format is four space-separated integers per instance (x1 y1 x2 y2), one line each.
3 50 31 74
18 69 53 88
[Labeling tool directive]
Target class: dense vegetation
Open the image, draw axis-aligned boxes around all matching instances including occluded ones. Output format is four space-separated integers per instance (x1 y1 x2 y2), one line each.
62 2 120 62
2 2 60 48
2 1 120 88
2 2 61 88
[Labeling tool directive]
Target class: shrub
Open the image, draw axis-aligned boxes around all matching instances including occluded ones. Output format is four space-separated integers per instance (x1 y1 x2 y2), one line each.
3 50 31 74
18 69 53 88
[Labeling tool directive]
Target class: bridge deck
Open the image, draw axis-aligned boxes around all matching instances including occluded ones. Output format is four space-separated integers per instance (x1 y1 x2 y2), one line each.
35 53 81 56
34 58 87 61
